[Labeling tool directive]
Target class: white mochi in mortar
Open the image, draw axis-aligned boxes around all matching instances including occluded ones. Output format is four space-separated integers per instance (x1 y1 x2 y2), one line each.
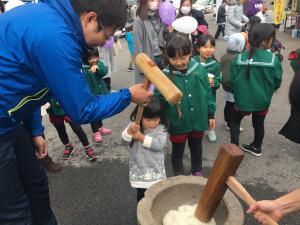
163 204 216 225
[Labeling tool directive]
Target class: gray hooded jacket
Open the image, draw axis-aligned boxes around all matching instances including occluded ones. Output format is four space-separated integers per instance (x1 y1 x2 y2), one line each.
121 124 167 188
225 2 249 36
133 15 164 82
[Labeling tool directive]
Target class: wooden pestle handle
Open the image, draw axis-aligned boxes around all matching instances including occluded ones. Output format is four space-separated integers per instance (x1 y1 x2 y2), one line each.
226 176 279 225
135 78 150 125
195 144 245 222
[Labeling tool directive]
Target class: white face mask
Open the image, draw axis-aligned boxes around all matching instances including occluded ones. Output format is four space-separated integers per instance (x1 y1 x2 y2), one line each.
181 6 191 14
149 2 159 11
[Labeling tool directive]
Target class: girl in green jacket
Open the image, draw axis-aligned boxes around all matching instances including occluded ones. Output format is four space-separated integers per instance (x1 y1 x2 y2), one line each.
193 34 221 143
83 48 112 143
47 98 97 162
155 33 215 177
230 23 282 156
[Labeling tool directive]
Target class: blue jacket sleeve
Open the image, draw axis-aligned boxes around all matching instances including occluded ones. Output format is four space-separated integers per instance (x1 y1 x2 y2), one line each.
30 30 131 124
23 108 44 137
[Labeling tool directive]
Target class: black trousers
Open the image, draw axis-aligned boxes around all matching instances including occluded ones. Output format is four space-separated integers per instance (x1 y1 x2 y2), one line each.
224 101 235 126
136 188 146 203
215 24 225 38
230 110 266 148
0 125 57 225
171 137 203 175
53 122 89 146
90 120 103 133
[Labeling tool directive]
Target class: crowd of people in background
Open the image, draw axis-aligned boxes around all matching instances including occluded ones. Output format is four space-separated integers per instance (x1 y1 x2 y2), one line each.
0 0 300 224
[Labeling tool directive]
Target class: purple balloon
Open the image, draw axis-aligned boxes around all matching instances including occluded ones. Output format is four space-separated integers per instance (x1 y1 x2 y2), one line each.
159 1 176 26
104 37 114 48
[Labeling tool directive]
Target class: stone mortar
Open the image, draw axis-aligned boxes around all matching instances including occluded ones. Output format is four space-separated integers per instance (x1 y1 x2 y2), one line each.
137 176 244 225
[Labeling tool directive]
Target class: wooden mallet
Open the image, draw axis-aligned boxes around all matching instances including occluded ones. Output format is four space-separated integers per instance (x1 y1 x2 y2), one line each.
134 53 182 124
195 144 278 225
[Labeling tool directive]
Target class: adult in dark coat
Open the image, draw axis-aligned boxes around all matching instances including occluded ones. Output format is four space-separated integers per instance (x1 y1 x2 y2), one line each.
279 49 300 143
215 0 227 39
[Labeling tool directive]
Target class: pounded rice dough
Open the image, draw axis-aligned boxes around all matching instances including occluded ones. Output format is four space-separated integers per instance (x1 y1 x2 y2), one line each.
163 204 216 225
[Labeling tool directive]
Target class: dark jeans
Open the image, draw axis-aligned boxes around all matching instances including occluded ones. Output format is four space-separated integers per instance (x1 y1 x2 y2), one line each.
230 110 266 148
53 122 89 146
136 188 146 203
171 137 203 175
90 120 103 133
215 24 225 38
224 101 235 126
0 125 57 225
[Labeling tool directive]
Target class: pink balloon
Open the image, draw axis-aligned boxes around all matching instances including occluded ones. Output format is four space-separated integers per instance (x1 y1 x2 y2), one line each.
159 1 176 25
104 37 114 48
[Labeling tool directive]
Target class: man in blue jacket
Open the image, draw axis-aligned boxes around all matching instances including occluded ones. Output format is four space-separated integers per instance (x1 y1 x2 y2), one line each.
0 0 152 224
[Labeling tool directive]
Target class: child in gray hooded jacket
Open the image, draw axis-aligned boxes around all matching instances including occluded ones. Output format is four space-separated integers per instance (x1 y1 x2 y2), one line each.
121 96 168 203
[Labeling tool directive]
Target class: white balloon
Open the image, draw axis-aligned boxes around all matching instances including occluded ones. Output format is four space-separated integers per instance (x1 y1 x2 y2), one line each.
172 16 198 34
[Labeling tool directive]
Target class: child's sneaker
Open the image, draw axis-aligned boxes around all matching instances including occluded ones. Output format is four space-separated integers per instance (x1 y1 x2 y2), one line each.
127 67 134 72
241 144 262 157
99 127 112 135
207 129 217 142
93 132 103 142
63 144 75 160
192 171 205 177
85 146 97 162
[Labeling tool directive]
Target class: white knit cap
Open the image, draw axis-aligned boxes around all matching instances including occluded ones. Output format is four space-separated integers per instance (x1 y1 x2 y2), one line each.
226 33 246 53
5 0 25 11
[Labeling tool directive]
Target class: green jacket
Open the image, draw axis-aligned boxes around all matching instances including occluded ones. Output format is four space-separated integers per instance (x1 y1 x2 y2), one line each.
82 61 109 96
154 59 215 135
230 49 282 112
192 56 221 102
48 98 65 116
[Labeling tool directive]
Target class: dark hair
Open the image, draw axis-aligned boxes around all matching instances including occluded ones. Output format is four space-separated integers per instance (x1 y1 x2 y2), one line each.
177 0 192 18
88 48 99 59
196 34 217 60
82 47 99 64
70 0 127 30
165 32 192 59
0 1 4 13
248 16 261 32
246 23 276 79
130 96 168 130
137 0 158 20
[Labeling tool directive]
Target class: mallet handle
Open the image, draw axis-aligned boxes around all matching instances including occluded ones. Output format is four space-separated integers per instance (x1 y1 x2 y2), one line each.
195 144 245 222
226 176 279 225
135 78 150 125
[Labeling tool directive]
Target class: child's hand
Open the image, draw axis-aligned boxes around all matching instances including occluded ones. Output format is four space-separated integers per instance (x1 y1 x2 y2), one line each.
209 119 216 129
90 65 99 73
128 123 140 135
132 130 144 142
168 25 174 33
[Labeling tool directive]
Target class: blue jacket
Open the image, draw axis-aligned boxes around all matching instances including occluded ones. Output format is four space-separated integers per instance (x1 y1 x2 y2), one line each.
0 0 131 136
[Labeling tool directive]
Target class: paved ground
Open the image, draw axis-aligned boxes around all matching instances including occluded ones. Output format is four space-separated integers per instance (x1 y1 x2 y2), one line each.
45 14 300 225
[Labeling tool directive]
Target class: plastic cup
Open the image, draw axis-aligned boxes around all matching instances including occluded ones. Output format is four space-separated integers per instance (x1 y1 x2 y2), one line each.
208 73 215 83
